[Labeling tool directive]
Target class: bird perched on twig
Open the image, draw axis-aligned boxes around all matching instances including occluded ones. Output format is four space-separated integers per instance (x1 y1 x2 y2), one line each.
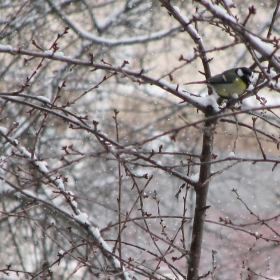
184 67 253 98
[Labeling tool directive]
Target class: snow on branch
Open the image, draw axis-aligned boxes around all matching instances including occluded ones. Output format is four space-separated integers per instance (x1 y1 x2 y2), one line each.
0 44 209 111
159 0 212 79
197 0 280 72
0 95 198 187
0 128 131 280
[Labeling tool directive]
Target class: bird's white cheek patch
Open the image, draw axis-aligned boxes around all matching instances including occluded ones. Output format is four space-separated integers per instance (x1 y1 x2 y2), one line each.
237 69 243 76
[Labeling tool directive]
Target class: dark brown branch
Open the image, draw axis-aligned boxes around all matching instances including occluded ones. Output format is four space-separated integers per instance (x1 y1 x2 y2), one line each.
187 106 216 280
267 0 280 39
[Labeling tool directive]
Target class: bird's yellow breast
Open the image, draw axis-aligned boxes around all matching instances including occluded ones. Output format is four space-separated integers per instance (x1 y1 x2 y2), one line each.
211 78 246 97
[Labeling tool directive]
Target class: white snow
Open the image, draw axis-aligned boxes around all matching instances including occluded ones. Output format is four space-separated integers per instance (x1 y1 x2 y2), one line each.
113 258 121 268
224 0 235 7
19 146 32 158
99 132 108 137
58 250 64 255
188 25 201 40
56 178 65 190
22 190 36 197
0 126 7 135
182 80 223 110
174 6 201 40
36 160 49 173
0 128 130 278
71 200 77 208
197 95 220 112
247 84 254 91
275 82 280 90
43 50 53 55
250 72 259 85
160 79 179 91
53 51 65 58
88 225 130 279
183 51 195 61
248 35 274 56
124 146 133 150
90 227 112 252
190 172 200 182
230 93 239 99
75 212 88 224
175 6 191 25
37 96 51 103
269 81 280 90
174 6 181 14
227 152 236 158
0 44 13 51
205 1 236 23
266 69 278 78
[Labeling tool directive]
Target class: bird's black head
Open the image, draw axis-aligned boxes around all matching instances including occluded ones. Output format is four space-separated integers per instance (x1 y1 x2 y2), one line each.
235 67 252 87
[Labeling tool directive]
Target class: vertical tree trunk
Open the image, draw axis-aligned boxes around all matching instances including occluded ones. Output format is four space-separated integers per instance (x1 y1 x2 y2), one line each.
187 107 215 280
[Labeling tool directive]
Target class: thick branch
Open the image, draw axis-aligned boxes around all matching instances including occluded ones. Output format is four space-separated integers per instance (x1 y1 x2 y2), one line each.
187 106 215 280
0 46 206 112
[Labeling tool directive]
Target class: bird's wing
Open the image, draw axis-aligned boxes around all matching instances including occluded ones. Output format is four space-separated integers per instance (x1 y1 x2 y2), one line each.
207 71 237 84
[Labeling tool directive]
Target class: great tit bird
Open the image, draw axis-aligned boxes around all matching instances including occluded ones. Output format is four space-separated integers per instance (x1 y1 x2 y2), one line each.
184 67 253 98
